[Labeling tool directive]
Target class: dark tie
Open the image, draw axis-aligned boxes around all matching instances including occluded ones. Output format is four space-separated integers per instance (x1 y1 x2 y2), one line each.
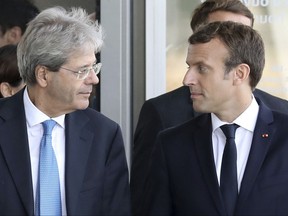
36 120 62 215
220 124 239 216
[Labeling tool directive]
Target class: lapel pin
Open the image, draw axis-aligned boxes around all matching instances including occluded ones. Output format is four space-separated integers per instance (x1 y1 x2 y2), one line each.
262 134 269 138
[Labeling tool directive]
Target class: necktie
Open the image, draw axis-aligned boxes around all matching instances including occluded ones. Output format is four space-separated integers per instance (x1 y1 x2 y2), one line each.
36 120 62 216
220 124 239 216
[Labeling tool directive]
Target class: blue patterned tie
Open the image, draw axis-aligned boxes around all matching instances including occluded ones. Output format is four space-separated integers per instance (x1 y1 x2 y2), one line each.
36 119 62 216
220 124 239 216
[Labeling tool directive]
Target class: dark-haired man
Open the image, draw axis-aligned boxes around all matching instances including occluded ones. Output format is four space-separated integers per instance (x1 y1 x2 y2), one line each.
131 0 288 215
147 20 288 216
0 0 39 47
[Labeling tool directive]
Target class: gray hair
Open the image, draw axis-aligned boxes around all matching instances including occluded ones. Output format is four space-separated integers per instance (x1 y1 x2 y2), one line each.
17 6 103 86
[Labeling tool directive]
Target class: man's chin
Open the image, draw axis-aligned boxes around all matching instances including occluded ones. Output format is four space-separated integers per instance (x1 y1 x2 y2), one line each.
193 103 201 112
74 100 90 110
193 104 208 113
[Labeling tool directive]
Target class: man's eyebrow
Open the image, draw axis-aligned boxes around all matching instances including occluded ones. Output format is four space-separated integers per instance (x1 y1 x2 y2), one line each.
79 61 97 68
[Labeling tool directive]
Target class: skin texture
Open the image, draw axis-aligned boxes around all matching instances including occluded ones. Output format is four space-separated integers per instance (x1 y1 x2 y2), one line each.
28 46 99 118
0 27 22 48
0 81 25 97
183 11 253 123
183 38 251 123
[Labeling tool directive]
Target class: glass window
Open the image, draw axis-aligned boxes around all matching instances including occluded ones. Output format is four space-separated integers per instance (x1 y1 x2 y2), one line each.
166 0 288 99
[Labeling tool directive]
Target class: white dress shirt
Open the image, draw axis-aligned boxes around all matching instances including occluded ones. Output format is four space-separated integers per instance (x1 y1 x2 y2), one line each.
23 88 67 215
211 95 259 191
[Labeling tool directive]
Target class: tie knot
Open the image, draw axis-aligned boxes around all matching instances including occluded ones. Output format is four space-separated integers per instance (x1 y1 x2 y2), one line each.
220 124 239 139
42 120 56 135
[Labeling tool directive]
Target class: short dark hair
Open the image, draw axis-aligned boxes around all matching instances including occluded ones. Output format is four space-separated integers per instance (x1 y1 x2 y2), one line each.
188 21 264 89
0 44 22 97
0 0 39 35
190 0 254 31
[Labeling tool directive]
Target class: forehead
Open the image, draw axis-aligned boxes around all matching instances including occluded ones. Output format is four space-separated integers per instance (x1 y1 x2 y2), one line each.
65 46 96 65
187 38 229 63
207 10 252 26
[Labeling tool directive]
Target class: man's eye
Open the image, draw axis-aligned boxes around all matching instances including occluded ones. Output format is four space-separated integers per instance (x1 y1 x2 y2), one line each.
198 65 207 73
80 68 89 74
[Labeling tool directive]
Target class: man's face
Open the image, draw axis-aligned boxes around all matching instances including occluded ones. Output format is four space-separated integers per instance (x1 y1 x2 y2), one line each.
0 26 23 48
40 46 99 115
183 38 237 115
182 11 252 115
0 31 9 47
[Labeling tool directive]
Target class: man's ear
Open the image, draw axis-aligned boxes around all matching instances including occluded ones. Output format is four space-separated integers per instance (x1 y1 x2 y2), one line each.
0 82 13 97
5 26 23 45
35 65 49 87
233 63 250 86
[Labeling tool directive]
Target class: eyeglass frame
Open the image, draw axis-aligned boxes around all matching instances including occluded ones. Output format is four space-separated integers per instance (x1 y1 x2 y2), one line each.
60 62 102 80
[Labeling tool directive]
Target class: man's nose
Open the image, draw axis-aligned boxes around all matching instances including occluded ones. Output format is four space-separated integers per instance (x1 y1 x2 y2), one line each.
183 69 196 86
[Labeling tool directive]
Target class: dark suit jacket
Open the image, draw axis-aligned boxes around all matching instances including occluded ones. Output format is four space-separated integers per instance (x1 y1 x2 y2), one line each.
146 99 288 215
131 85 288 215
0 89 131 215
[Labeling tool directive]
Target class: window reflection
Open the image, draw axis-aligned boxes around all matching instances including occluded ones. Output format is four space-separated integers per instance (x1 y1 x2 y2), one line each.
166 0 288 99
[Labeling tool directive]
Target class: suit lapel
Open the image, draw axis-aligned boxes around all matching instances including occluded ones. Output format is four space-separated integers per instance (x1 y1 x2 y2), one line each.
236 100 275 211
0 90 34 215
65 111 94 215
193 114 226 215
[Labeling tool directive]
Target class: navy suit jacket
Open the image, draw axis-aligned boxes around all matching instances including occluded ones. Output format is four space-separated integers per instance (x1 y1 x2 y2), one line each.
0 89 131 215
131 86 288 215
146 99 288 215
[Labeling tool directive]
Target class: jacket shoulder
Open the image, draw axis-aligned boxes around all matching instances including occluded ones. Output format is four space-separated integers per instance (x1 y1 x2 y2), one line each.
254 88 288 114
147 86 190 107
139 86 194 128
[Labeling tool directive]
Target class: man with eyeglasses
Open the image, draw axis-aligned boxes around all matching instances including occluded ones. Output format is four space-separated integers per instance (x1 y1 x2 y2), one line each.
0 6 131 216
60 62 102 80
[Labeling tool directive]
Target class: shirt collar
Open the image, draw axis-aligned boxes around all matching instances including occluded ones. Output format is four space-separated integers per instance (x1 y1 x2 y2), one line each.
211 94 259 133
23 87 65 128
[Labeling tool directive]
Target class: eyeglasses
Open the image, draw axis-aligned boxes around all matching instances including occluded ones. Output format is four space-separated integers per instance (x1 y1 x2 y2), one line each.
60 62 102 80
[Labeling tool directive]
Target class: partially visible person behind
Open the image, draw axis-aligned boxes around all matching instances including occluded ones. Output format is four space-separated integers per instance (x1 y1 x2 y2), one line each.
0 0 39 47
146 21 288 216
0 6 131 215
131 1 288 214
0 44 25 98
